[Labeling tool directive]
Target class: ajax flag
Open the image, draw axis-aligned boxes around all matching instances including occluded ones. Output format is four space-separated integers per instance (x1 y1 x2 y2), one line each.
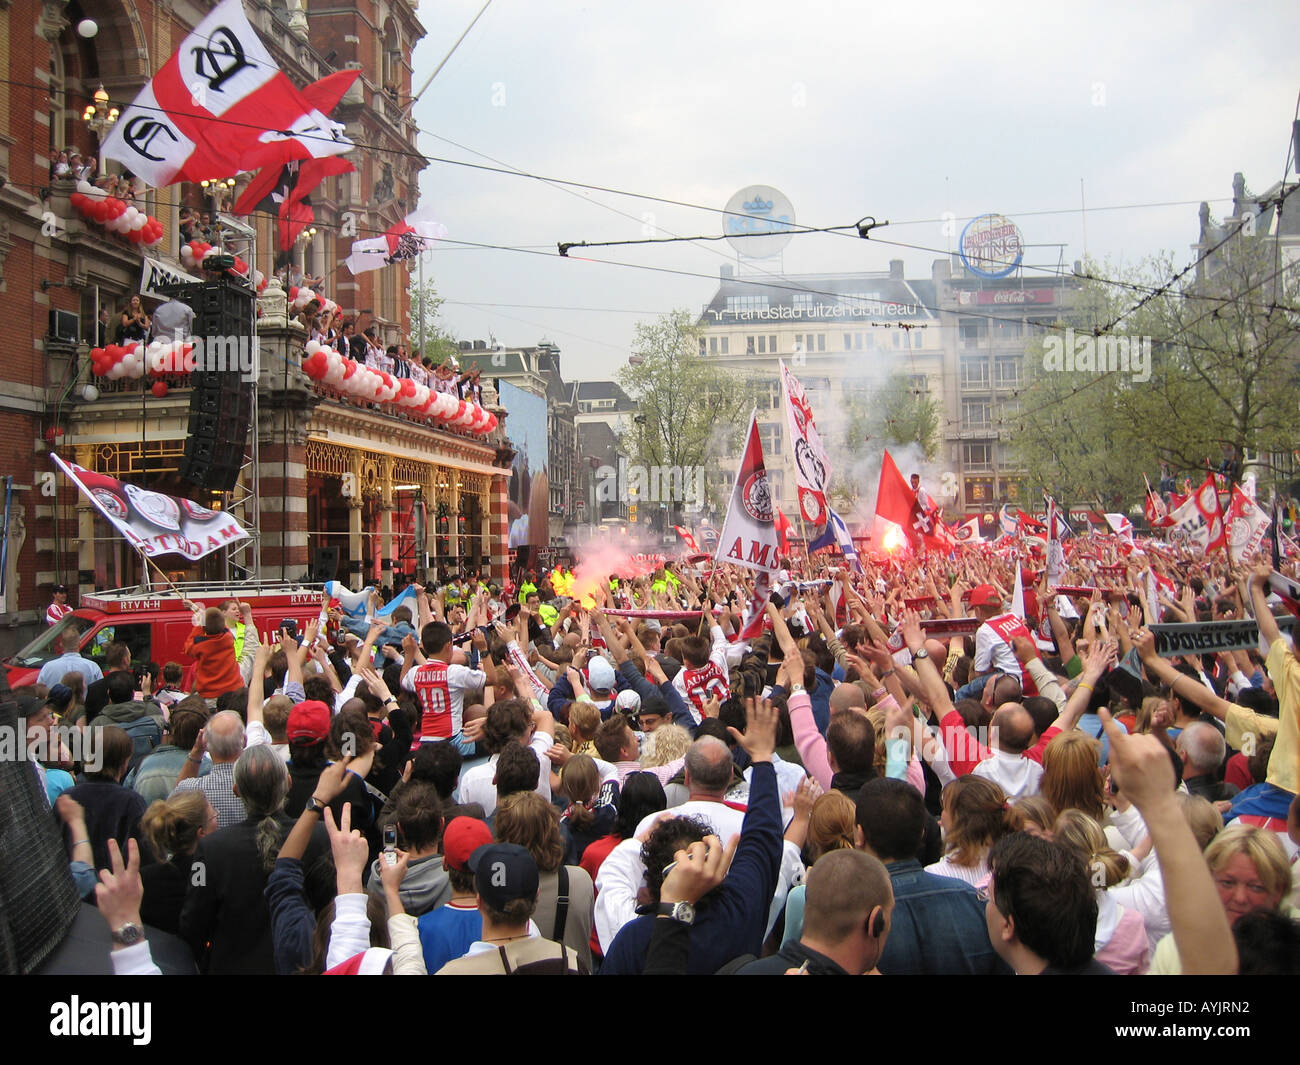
716 413 780 639
779 360 831 526
52 454 248 561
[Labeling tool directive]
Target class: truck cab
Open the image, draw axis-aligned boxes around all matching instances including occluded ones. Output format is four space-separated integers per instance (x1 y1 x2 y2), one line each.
5 582 332 690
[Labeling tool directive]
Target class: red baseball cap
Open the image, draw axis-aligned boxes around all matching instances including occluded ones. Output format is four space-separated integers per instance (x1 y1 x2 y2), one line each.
287 699 331 743
969 584 1002 609
442 816 493 870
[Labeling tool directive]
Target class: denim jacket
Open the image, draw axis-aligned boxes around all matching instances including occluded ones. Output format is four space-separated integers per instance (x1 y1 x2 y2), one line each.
879 859 1012 975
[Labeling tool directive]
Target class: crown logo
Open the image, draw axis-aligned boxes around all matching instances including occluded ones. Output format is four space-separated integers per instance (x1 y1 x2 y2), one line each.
743 196 774 214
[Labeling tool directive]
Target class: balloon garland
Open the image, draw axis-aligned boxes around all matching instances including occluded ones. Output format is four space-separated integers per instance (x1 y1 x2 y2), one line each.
300 340 498 435
68 180 164 247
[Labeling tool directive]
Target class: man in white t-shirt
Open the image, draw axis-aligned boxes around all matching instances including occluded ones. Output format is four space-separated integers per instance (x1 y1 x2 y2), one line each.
969 584 1038 695
401 621 495 756
457 698 556 815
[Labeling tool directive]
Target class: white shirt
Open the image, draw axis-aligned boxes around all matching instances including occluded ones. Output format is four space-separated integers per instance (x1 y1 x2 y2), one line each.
457 728 554 815
401 659 486 737
973 616 1024 676
971 747 1044 799
592 799 804 954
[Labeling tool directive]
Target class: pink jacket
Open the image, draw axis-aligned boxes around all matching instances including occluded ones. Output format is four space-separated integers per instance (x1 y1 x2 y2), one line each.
788 691 924 794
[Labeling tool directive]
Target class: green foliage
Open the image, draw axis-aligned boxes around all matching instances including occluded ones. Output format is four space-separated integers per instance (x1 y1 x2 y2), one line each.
1012 238 1300 506
407 276 460 365
617 310 749 484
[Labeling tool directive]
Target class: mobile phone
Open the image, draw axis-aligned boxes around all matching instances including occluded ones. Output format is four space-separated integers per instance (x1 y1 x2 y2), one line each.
383 824 398 862
281 618 298 639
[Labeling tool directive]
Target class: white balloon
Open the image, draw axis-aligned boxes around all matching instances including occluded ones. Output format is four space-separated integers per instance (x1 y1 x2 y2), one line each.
106 362 124 380
81 384 100 401
304 340 321 356
132 215 147 230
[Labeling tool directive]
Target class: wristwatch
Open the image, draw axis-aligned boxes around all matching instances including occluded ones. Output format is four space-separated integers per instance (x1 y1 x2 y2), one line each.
305 795 329 816
912 647 930 660
111 922 144 948
655 901 695 925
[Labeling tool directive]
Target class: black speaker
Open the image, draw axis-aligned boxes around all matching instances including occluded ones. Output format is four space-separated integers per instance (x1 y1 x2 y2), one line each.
311 547 340 582
176 278 255 492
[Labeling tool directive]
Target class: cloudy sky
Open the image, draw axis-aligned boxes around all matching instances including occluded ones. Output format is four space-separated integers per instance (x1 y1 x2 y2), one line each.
409 0 1300 382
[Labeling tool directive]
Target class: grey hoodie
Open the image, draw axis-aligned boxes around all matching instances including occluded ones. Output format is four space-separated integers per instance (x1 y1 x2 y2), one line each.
366 852 451 917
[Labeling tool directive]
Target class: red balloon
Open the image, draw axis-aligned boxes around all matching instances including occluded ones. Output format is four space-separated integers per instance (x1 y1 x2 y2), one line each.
341 359 358 380
151 380 169 398
288 286 299 300
127 228 143 243
303 352 328 379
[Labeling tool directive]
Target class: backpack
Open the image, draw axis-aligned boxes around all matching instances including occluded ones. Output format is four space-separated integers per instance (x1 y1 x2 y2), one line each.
497 943 587 975
119 714 163 775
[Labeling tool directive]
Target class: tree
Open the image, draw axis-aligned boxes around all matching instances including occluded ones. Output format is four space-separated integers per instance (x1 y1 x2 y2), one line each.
1012 230 1300 507
617 309 749 514
407 275 460 366
823 373 941 510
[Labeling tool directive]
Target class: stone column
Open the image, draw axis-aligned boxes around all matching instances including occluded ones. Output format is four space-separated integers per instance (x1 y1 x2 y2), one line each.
256 310 317 581
347 498 364 591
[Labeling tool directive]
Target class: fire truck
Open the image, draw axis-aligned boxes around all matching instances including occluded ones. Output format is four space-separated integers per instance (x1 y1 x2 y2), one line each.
5 582 330 689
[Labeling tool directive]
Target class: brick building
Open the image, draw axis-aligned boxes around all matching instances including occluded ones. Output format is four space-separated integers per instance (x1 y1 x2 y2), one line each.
0 0 511 656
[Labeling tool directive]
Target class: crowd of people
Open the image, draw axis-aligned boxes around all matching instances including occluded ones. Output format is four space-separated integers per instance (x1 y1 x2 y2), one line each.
7 535 1300 976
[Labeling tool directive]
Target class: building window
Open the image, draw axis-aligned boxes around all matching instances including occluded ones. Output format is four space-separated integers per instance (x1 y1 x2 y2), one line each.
699 337 707 356
908 374 929 393
769 335 777 353
816 333 825 351
758 422 782 457
992 318 1023 340
792 293 815 312
708 336 730 355
995 358 1022 389
959 320 986 348
961 358 990 390
962 399 990 430
726 295 769 314
720 336 729 355
746 336 756 354
963 443 993 471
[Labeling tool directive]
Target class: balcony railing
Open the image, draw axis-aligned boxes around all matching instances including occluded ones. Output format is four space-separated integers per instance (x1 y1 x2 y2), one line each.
78 370 500 444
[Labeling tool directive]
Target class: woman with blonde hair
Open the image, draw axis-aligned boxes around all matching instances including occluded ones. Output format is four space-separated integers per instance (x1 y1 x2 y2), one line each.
1052 809 1149 974
494 790 595 970
140 792 217 934
1041 730 1108 823
926 776 1022 888
567 701 600 758
1013 795 1056 839
781 790 858 947
1150 822 1293 974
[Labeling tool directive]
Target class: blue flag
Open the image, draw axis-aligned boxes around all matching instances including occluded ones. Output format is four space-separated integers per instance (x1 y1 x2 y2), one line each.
809 508 862 573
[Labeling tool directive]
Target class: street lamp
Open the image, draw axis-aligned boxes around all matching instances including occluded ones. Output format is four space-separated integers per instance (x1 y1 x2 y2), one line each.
82 85 119 133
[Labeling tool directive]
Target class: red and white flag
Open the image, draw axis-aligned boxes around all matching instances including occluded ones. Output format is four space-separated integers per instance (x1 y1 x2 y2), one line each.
672 525 700 554
950 516 985 544
875 450 950 553
346 212 448 274
1226 485 1270 562
1143 474 1173 528
779 360 831 526
100 0 356 187
1169 474 1228 554
1104 513 1134 541
52 454 248 561
774 509 793 555
716 413 781 638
